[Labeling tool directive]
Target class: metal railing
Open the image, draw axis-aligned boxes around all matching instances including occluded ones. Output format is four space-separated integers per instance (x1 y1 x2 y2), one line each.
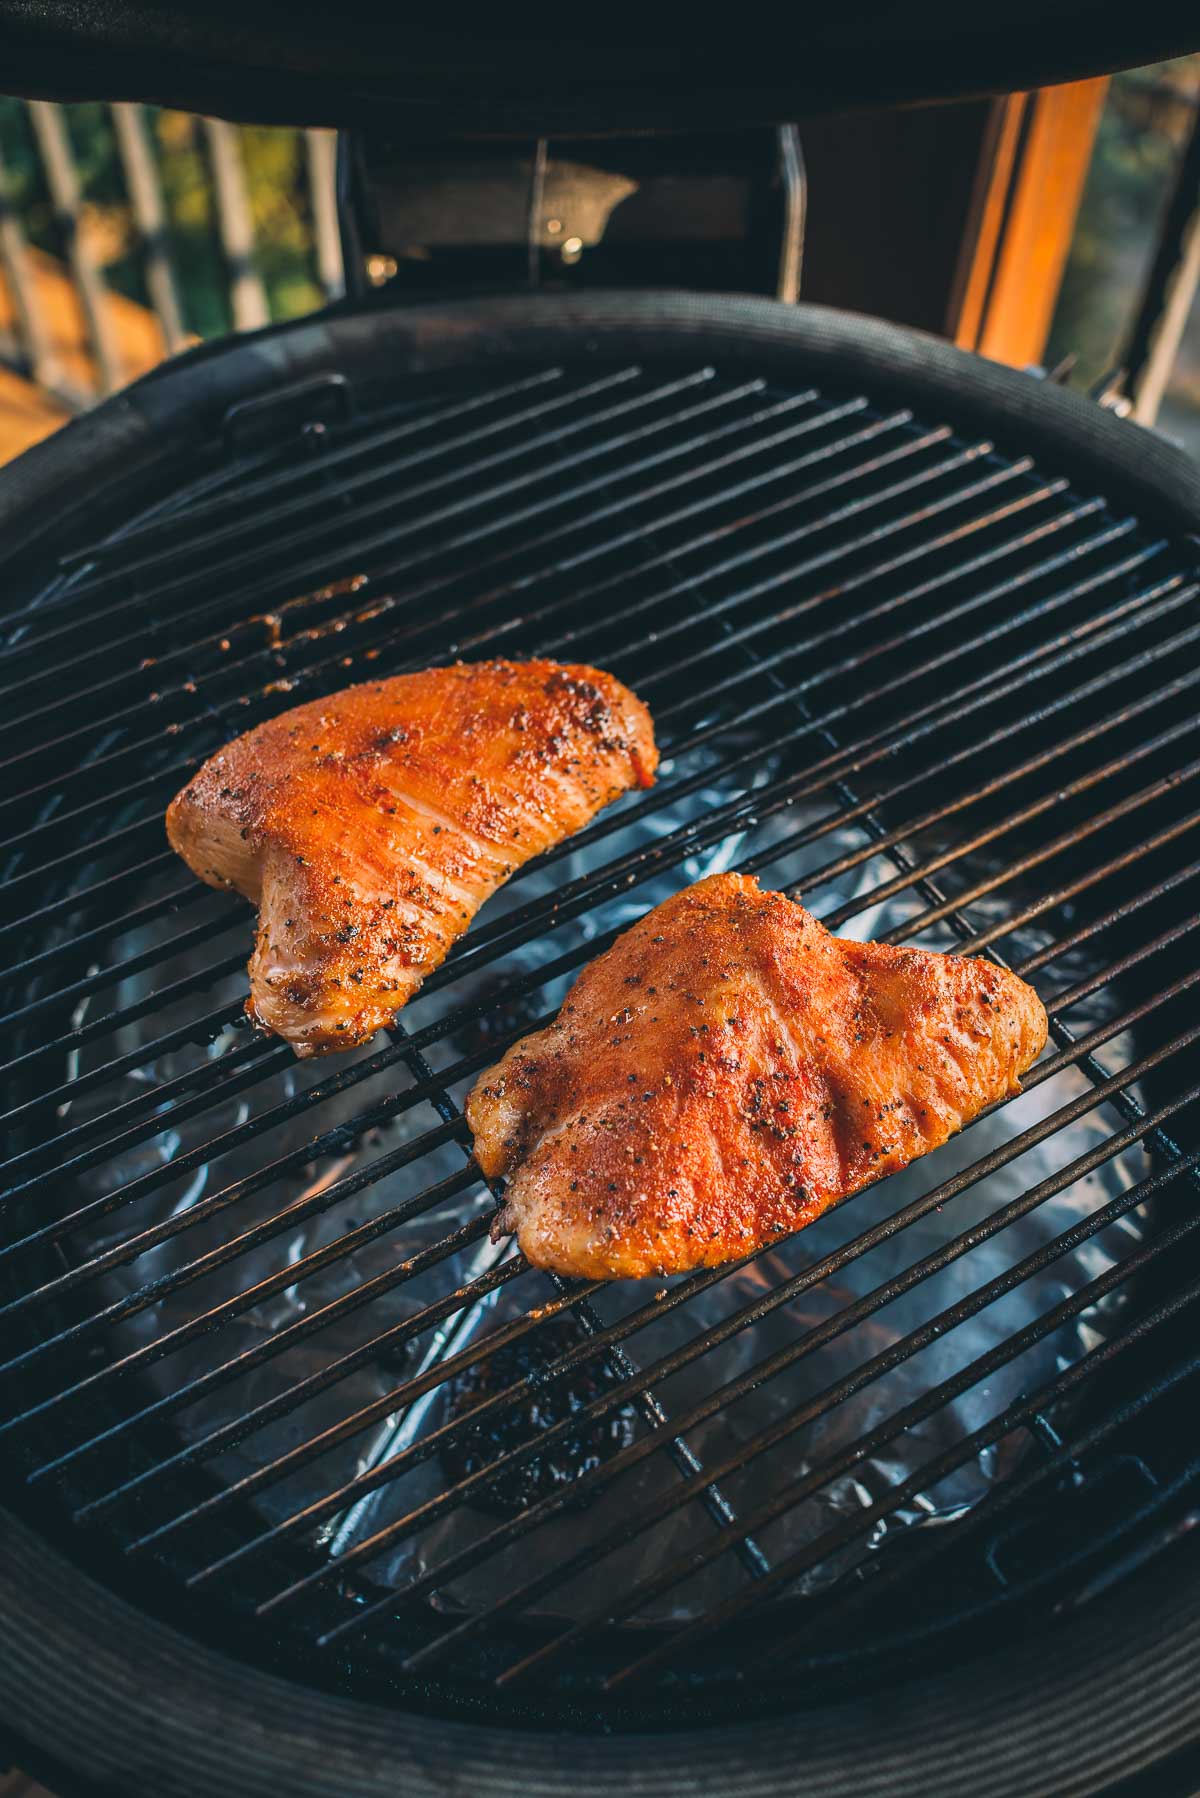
0 84 1197 443
0 100 342 413
1124 86 1200 426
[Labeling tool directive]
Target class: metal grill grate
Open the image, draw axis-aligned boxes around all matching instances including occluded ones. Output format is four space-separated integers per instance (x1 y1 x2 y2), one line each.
2 351 1200 1721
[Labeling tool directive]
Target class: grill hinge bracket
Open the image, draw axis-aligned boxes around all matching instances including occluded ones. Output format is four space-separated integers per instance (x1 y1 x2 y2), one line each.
336 127 805 305
222 372 354 454
983 1451 1161 1591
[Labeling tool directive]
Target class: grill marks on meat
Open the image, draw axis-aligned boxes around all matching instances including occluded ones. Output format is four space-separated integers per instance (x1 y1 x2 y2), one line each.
166 659 657 1056
467 873 1048 1280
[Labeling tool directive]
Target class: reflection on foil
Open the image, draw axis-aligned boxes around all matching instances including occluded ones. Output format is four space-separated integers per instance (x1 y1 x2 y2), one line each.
63 727 1148 1626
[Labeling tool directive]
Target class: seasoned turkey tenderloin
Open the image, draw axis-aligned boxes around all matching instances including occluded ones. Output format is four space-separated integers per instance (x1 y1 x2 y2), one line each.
468 873 1047 1278
166 658 657 1055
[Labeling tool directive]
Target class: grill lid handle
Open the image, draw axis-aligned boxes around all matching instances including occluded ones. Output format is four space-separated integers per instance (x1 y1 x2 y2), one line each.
0 1 1196 131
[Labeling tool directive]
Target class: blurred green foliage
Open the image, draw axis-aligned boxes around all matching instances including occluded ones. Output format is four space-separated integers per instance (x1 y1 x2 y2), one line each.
0 99 324 339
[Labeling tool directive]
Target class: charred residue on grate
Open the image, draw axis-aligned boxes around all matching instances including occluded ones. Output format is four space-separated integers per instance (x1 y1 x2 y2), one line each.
438 1317 639 1519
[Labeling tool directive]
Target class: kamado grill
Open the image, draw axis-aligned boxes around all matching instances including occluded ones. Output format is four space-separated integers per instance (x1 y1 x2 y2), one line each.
4 10 1200 1797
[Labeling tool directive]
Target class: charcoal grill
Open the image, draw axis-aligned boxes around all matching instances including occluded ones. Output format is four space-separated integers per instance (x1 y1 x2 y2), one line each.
4 13 1200 1798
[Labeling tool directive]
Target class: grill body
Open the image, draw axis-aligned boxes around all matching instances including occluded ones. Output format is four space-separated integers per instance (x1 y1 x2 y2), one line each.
3 293 1200 1792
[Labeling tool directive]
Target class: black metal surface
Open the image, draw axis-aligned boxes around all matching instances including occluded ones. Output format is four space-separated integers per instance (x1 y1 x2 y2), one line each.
340 129 805 302
2 298 1200 1758
0 2 1197 133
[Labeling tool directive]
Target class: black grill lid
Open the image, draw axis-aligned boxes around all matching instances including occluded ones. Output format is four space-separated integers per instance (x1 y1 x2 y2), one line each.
0 1 1197 133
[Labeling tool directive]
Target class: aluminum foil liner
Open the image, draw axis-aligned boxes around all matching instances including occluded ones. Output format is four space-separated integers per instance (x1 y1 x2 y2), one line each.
62 722 1148 1626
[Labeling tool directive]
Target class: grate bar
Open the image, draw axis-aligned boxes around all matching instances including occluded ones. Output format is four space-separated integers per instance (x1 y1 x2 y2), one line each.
221 1010 1198 1620
60 366 670 601
6 734 1192 1375
654 544 1173 786
0 408 976 869
71 1254 557 1519
0 880 213 981
820 708 1200 932
0 404 899 852
0 448 1067 918
6 585 1195 1237
0 1147 483 1360
872 757 1200 945
4 581 1189 1237
951 808 1200 961
0 908 240 1033
321 1235 517 1558
439 1118 1200 1682
178 1017 1185 1586
0 950 247 1075
0 1031 520 1292
602 1195 1200 1690
0 997 247 1133
101 1259 730 1538
1018 858 1200 983
545 458 1055 681
0 1006 539 1272
187 1011 1182 1585
0 1024 278 1183
0 365 684 694
470 613 1200 983
5 358 1200 1694
448 553 1189 891
8 526 1165 1030
1037 907 1200 1012
0 1031 279 1187
50 370 570 577
0 850 202 946
751 1336 1200 1673
647 508 1129 731
0 364 733 720
795 667 1200 921
0 756 203 861
279 1022 1200 1645
12 941 1179 1498
398 1032 771 1584
811 613 1200 1216
4 504 1154 992
0 406 927 886
4 532 1173 1150
3 1172 499 1447
0 471 1063 869
381 581 1200 1010
38 1225 535 1497
0 367 768 703
0 394 901 801
0 446 1107 863
371 537 1180 984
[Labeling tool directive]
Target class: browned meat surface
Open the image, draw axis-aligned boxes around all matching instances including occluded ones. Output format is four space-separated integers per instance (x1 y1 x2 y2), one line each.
166 659 657 1056
467 873 1048 1279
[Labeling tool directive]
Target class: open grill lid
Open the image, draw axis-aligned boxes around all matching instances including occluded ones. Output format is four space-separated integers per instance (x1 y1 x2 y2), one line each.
0 0 1197 133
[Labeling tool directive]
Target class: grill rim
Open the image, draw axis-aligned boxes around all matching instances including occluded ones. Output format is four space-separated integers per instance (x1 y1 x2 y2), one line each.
4 1502 1200 1798
5 290 1200 1776
1 291 1198 587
